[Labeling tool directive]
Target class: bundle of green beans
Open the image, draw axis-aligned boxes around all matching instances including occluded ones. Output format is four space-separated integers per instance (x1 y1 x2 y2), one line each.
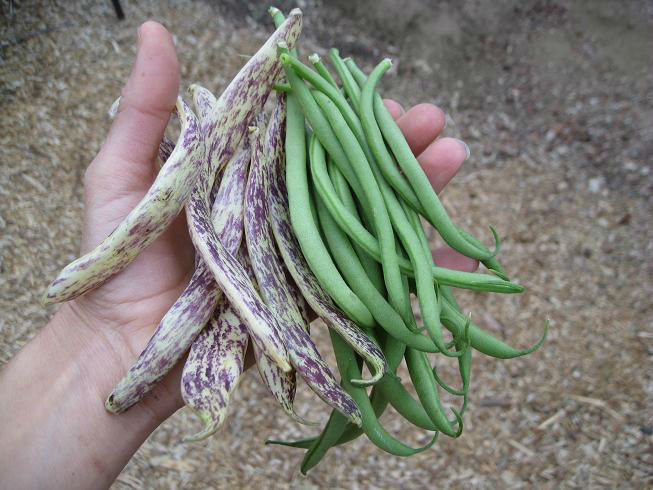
266 8 546 473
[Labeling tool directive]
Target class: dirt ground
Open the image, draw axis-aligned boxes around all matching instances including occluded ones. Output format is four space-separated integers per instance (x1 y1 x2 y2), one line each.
1 0 652 488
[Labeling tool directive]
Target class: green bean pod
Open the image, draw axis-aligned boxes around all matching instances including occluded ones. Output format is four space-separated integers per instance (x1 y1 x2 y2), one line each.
331 330 439 456
308 53 343 94
441 299 548 358
284 84 374 328
329 159 384 294
312 143 440 352
281 51 370 214
405 347 462 438
308 131 524 294
350 57 500 262
329 48 362 108
311 94 413 328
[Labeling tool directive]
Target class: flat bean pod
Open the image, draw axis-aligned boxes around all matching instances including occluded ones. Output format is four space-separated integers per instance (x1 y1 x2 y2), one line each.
44 97 204 304
181 264 249 441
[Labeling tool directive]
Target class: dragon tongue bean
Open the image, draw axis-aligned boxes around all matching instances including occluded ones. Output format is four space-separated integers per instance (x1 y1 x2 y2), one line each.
44 97 203 304
105 146 250 414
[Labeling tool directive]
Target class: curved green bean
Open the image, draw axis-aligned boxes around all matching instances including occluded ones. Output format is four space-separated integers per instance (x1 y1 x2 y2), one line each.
313 146 441 352
331 329 439 456
441 298 548 359
308 53 342 94
402 198 473 396
308 136 524 294
329 48 362 108
405 347 462 438
328 159 384 294
282 53 370 215
349 57 500 262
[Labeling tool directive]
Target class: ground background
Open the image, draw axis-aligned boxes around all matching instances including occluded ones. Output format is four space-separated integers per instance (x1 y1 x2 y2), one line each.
1 0 652 488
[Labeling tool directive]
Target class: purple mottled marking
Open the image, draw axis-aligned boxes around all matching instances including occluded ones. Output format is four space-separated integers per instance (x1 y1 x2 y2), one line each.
158 136 175 164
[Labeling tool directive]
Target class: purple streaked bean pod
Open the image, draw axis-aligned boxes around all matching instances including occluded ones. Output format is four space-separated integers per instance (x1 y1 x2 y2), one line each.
180 249 251 442
267 117 387 385
246 97 361 424
105 147 250 413
44 97 203 304
199 9 302 179
185 12 302 373
238 157 308 425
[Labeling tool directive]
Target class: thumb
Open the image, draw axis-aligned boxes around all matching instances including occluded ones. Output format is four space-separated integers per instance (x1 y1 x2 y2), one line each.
81 21 179 251
86 21 179 198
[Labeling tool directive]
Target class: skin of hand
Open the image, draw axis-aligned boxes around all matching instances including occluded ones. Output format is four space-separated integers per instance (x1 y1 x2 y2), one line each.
0 21 477 490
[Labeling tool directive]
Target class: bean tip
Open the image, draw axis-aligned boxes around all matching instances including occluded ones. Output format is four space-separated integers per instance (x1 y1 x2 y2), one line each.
308 53 320 64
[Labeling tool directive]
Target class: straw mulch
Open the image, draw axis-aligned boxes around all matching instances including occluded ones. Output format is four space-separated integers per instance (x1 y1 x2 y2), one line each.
1 0 651 488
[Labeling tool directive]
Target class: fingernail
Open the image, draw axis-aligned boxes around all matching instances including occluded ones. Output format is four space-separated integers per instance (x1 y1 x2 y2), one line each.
455 139 471 160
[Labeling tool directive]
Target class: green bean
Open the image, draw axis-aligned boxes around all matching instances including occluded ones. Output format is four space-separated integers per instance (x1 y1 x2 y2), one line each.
457 226 508 278
283 53 424 214
348 57 499 262
311 92 413 330
283 54 519 294
308 53 342 93
401 197 472 396
282 54 365 149
354 81 460 357
312 143 440 352
265 438 314 449
339 59 424 212
275 329 466 448
299 410 349 474
282 52 370 215
309 141 524 293
345 54 502 282
441 298 548 359
270 8 297 57
330 329 439 456
269 6 286 29
329 48 362 108
272 82 291 93
284 84 374 327
405 347 463 438
328 159 384 294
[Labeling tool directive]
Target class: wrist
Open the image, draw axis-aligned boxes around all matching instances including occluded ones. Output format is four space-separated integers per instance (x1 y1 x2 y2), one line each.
0 305 175 489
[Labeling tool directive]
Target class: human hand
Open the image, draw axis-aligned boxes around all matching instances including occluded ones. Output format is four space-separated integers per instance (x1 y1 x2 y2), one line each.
0 19 477 490
53 21 477 421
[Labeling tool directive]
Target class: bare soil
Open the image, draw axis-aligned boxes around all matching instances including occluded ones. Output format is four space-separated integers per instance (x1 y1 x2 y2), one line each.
1 0 651 488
